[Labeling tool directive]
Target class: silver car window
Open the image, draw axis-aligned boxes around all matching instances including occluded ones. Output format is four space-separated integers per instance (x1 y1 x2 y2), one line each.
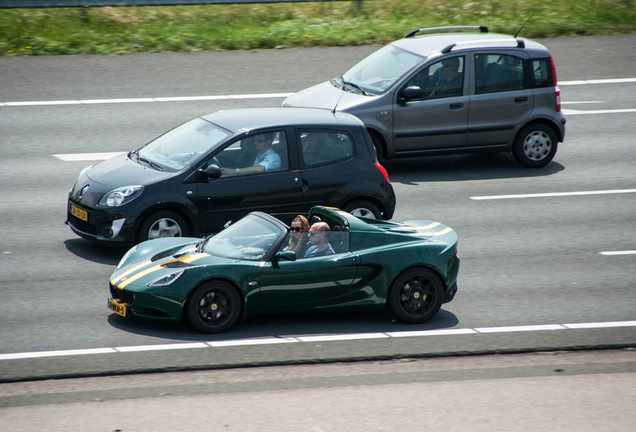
342 45 426 94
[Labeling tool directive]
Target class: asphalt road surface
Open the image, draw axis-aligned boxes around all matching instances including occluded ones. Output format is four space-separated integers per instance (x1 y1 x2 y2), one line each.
0 34 635 386
2 349 635 431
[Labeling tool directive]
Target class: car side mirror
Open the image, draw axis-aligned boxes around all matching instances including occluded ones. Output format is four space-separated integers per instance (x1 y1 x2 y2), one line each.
198 164 222 180
272 250 296 265
399 86 423 103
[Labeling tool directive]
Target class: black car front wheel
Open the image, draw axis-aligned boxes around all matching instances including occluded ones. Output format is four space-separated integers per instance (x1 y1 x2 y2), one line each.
138 210 187 242
388 267 443 324
343 200 381 219
186 281 241 333
513 123 558 168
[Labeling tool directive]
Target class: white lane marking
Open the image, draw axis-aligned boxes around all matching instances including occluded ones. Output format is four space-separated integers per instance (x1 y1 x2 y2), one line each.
386 328 477 337
53 152 125 161
115 342 208 352
562 108 636 115
561 101 603 104
0 348 116 360
600 251 636 256
0 92 292 107
1 320 635 361
1 77 634 108
475 324 565 333
563 321 636 329
208 337 297 347
297 333 388 342
470 189 636 200
560 78 636 86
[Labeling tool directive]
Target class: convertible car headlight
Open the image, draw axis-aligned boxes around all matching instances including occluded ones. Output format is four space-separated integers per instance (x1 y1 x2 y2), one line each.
149 270 184 287
98 185 143 207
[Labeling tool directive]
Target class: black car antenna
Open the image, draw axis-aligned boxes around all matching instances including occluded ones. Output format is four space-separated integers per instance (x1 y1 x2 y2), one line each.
515 10 536 38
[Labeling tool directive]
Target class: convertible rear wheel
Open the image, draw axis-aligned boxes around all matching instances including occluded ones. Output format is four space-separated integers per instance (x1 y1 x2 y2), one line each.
186 281 241 333
388 267 443 324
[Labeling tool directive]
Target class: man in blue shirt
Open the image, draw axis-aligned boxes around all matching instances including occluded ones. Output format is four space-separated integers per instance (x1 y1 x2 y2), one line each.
222 133 281 176
304 222 335 258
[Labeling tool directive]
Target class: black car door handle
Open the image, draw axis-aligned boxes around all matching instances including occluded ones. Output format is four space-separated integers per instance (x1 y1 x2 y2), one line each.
449 103 464 110
514 96 528 103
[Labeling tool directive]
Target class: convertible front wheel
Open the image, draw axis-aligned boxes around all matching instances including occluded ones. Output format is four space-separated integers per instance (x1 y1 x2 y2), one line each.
186 281 241 333
388 267 443 324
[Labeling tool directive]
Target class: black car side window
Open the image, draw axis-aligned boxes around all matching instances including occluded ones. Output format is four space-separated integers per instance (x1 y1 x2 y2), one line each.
299 130 354 167
475 54 525 94
213 131 289 176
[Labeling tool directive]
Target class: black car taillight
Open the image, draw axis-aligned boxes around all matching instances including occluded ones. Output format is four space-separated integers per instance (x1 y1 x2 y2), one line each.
375 162 391 184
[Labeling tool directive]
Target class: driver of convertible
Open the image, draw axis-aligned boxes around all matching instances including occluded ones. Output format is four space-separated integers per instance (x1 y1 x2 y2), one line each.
304 222 335 258
221 132 280 176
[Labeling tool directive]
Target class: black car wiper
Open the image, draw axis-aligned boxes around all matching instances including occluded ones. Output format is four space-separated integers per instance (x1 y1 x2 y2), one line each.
138 156 164 171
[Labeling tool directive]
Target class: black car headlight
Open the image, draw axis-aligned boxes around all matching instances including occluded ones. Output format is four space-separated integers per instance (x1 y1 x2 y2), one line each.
98 185 144 207
149 270 185 287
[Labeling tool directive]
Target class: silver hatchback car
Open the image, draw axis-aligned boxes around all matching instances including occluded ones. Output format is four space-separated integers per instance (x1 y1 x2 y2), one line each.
284 26 566 168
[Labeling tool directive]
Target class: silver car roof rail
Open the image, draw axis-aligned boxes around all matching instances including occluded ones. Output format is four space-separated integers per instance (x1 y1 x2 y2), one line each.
405 26 488 38
441 38 525 54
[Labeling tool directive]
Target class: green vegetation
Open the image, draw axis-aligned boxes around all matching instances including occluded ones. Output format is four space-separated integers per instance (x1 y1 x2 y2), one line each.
1 0 634 56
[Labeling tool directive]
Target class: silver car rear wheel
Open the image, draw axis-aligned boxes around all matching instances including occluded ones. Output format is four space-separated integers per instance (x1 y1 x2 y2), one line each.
513 123 558 168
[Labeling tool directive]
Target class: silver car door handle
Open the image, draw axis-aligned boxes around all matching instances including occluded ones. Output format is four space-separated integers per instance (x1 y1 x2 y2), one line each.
449 103 464 110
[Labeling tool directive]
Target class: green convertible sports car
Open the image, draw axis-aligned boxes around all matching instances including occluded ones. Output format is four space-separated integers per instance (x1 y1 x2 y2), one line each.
108 206 459 333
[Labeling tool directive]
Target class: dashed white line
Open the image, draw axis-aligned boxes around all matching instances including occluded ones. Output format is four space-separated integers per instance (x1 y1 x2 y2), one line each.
470 189 636 200
53 152 125 162
600 251 636 256
0 92 292 107
2 320 634 361
1 77 635 108
559 78 636 86
562 108 636 115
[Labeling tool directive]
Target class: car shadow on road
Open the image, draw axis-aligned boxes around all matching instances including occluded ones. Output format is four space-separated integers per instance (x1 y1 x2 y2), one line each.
383 152 564 183
106 308 460 342
64 238 127 266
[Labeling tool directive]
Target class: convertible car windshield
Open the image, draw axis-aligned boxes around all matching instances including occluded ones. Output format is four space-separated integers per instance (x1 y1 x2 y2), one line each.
340 45 426 95
204 214 283 260
137 118 231 172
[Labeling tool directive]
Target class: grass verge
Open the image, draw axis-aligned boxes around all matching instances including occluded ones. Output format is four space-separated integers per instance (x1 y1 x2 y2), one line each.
1 0 635 56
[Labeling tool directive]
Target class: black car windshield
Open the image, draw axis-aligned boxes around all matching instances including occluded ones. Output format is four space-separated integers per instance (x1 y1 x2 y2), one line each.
203 214 283 261
340 45 426 95
136 118 231 172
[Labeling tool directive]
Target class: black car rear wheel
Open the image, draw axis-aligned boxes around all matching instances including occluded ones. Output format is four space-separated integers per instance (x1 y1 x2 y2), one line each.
186 281 241 333
138 210 187 242
388 267 443 324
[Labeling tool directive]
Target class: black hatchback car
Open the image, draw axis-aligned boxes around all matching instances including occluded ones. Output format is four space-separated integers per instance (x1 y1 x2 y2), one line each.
67 107 396 244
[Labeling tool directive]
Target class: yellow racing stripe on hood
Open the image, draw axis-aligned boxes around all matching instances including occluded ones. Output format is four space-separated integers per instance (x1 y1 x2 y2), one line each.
115 253 209 289
408 223 454 237
111 259 153 285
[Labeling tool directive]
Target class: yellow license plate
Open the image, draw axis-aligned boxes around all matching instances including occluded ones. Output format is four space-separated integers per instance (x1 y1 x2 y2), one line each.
108 298 127 317
71 204 88 221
